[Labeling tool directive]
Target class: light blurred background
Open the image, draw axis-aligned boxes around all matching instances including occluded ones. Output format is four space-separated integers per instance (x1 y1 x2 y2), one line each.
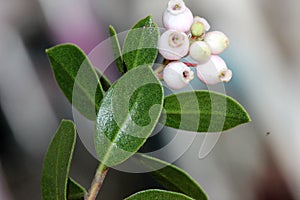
1 0 300 199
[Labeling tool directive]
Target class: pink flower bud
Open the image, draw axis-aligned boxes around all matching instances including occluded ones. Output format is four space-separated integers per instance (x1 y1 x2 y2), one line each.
196 55 232 85
163 0 193 32
189 41 211 64
158 30 189 60
163 61 194 90
204 31 229 54
193 16 210 32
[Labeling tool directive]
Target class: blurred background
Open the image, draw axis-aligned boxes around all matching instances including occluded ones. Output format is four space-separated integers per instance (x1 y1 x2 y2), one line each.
1 0 300 199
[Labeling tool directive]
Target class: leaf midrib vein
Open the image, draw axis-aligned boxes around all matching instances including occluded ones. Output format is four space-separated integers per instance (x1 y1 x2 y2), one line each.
100 92 145 165
164 111 247 120
55 135 62 200
131 28 147 69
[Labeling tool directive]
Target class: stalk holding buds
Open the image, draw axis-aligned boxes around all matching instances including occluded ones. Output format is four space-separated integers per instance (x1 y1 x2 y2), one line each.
163 62 194 90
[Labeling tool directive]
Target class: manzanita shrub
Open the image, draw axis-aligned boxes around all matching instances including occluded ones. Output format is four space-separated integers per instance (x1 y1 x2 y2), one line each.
41 0 251 199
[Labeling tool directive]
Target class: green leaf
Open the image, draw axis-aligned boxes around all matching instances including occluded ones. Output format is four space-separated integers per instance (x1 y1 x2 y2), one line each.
42 120 77 200
135 154 207 200
123 16 159 71
46 44 104 120
95 66 164 167
109 25 126 74
67 178 86 200
124 189 194 200
95 67 112 91
162 91 251 132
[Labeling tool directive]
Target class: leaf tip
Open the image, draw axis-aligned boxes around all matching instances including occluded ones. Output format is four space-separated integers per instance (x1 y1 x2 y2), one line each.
109 24 114 29
239 105 252 124
61 119 75 124
45 46 55 56
59 119 76 133
146 14 153 19
246 113 252 122
109 25 116 34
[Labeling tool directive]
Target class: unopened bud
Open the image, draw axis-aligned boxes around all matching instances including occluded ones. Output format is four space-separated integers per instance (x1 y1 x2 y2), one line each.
167 0 186 14
204 31 229 54
163 0 193 32
193 16 210 32
158 30 189 60
189 41 211 63
163 61 194 90
191 22 205 37
196 55 232 85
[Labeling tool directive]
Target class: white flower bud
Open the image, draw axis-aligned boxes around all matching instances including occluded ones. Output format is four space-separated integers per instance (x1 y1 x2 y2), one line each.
196 55 232 85
193 16 210 32
204 31 229 54
158 30 189 60
163 61 194 90
189 41 211 64
163 0 193 32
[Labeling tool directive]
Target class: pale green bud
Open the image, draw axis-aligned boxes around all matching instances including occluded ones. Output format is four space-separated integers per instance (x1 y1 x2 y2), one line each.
191 22 205 37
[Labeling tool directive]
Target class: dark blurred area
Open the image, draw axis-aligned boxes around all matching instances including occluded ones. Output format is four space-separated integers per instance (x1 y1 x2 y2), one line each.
1 0 300 199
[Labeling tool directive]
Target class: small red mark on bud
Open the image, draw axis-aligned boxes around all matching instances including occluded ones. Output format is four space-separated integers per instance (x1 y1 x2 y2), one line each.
183 62 197 67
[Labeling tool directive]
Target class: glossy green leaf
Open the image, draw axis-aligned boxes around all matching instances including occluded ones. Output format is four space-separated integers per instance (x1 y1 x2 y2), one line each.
46 44 104 120
123 16 159 71
125 189 194 200
42 120 76 200
95 66 164 167
67 178 86 200
109 25 126 74
162 91 251 132
136 154 207 200
95 67 112 91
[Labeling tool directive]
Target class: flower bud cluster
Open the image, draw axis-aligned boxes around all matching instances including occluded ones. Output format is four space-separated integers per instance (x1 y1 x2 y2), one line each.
158 0 232 90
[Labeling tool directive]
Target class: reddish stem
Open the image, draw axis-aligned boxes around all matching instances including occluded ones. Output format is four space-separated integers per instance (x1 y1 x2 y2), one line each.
183 62 197 67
